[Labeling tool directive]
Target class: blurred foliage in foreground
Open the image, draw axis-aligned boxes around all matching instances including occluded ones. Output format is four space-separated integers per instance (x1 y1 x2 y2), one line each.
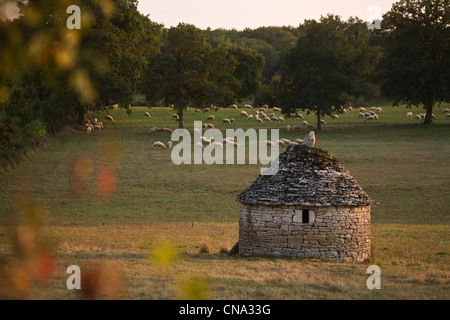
0 0 162 132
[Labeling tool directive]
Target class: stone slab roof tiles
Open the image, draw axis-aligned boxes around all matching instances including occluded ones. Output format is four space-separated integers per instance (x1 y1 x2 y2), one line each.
236 145 374 206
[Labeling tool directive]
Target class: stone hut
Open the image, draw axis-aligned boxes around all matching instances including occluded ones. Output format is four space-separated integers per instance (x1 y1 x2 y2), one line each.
236 144 373 262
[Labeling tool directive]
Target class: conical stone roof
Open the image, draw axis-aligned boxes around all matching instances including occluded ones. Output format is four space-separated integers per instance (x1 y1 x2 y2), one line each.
236 145 373 207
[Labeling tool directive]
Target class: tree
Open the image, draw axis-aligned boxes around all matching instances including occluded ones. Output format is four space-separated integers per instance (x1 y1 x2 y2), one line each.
380 0 450 123
279 16 350 130
2 0 160 129
227 46 264 102
78 0 161 121
202 47 240 107
341 17 383 107
158 23 212 128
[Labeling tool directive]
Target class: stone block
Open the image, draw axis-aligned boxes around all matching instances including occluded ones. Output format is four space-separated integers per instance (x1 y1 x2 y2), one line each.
288 235 303 249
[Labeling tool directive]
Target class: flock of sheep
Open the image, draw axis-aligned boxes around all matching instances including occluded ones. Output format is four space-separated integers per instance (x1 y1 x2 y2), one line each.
148 104 311 151
85 115 114 133
406 108 450 120
86 104 449 148
144 103 450 152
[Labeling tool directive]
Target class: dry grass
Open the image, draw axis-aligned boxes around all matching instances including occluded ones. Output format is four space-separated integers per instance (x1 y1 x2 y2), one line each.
0 105 449 299
1 222 448 299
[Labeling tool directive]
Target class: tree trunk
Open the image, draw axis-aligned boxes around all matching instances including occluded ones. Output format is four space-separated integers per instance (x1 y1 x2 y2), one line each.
424 100 434 124
317 112 322 131
78 105 85 124
178 108 184 129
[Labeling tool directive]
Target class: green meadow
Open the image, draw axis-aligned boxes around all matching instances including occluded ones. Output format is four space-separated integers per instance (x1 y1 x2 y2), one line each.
0 104 449 299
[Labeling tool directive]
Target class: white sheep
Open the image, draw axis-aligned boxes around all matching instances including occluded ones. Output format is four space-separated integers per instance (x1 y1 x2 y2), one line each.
376 107 382 113
202 136 215 145
270 116 279 122
273 107 281 112
145 112 151 118
206 115 215 121
264 117 271 122
240 111 248 117
195 142 205 150
348 107 353 111
276 140 286 147
406 112 413 118
266 140 275 147
152 141 166 149
86 125 93 134
256 118 264 124
105 115 114 122
278 116 285 122
245 104 253 109
303 121 308 125
286 125 291 133
415 114 422 120
231 104 238 109
167 141 173 150
295 139 303 144
223 118 231 124
224 139 239 147
203 123 214 129
281 138 291 145
288 141 299 146
230 118 235 123
332 114 339 120
320 119 327 125
360 107 367 112
292 125 302 132
209 141 222 148
247 115 254 120
441 108 449 113
446 113 450 118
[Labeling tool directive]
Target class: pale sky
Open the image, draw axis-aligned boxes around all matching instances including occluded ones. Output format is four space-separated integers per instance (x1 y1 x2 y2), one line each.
137 0 398 30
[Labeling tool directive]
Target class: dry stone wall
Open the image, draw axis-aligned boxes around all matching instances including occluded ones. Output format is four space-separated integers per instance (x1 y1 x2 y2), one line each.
239 203 371 262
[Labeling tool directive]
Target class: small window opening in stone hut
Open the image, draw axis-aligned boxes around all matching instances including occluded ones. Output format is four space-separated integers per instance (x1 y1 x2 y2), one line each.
302 210 309 223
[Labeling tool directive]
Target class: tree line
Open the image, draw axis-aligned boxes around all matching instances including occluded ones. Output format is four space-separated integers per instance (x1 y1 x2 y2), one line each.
0 0 448 135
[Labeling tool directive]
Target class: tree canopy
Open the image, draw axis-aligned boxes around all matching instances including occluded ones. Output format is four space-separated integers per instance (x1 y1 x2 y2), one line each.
1 0 448 135
380 0 450 123
278 15 351 130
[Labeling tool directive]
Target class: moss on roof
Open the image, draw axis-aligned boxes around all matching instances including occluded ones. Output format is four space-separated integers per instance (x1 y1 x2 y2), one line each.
236 145 373 207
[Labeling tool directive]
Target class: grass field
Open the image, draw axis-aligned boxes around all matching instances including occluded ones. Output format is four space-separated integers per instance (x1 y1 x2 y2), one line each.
0 103 449 299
